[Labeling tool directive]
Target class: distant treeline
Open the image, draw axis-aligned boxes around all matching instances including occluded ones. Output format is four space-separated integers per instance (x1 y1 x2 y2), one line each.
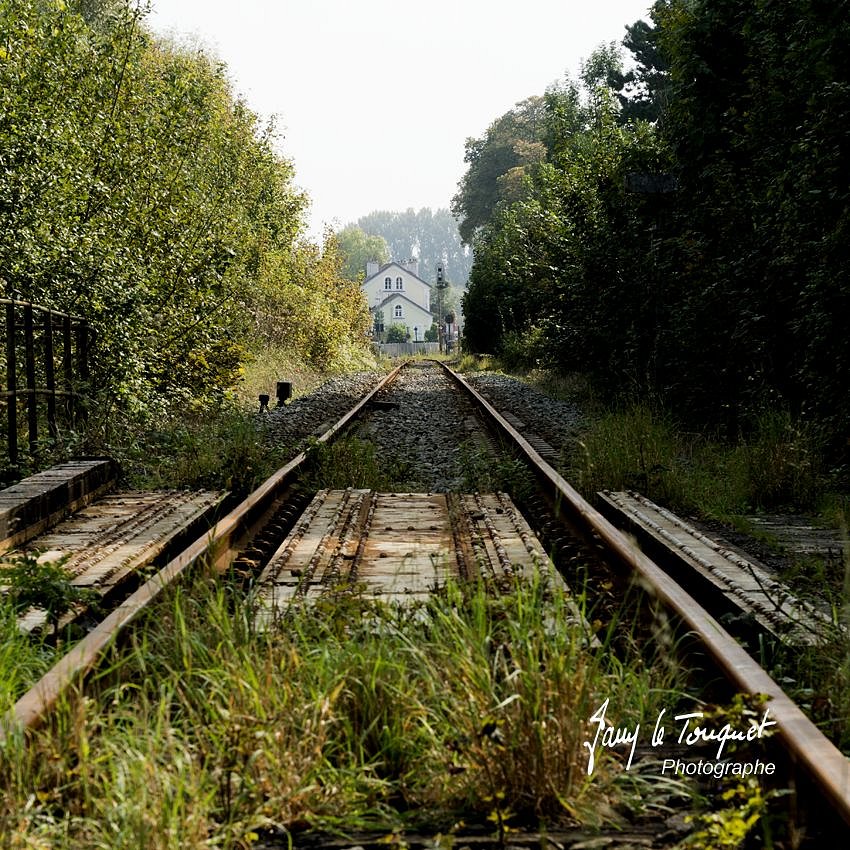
0 0 369 421
337 208 472 286
457 0 850 450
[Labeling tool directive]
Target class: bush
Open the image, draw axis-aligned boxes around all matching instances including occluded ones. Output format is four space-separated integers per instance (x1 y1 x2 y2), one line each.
385 323 409 343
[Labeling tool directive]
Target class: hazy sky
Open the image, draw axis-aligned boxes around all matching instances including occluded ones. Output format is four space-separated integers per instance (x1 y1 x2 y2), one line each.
147 1 652 239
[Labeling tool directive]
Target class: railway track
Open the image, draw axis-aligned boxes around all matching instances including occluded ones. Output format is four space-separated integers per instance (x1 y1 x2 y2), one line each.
1 359 848 846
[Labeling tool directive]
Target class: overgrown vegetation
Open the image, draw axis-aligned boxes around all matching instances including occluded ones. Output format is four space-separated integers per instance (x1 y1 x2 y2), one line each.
458 0 850 475
121 405 290 497
1 552 100 634
0 0 371 477
299 436 410 492
567 404 826 520
0 576 686 846
0 595 56 713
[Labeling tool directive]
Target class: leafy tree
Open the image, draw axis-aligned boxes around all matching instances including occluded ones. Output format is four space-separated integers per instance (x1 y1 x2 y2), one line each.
461 0 850 458
653 0 850 436
353 207 473 285
609 12 671 124
0 0 370 446
335 225 389 281
451 97 549 244
242 232 371 366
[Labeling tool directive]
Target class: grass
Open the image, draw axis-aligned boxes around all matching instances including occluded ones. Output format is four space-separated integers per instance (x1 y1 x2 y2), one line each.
121 404 291 498
235 343 383 409
473 360 850 765
457 356 832 520
564 404 827 521
0 597 57 714
0 575 686 847
299 436 411 491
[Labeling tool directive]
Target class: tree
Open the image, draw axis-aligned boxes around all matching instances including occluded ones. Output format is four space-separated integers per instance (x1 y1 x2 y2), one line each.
653 0 850 436
335 225 389 280
451 97 549 244
353 208 473 285
385 323 408 343
609 12 671 124
461 0 850 454
0 0 368 428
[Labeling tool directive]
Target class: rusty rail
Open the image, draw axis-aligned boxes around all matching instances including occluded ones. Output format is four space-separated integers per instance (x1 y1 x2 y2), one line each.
436 359 850 829
0 362 406 742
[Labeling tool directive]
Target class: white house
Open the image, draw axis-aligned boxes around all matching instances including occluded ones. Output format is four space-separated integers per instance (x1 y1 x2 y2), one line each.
362 260 434 341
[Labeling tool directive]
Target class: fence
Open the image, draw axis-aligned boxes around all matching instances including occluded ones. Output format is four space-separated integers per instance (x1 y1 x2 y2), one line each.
377 342 441 358
1 298 91 467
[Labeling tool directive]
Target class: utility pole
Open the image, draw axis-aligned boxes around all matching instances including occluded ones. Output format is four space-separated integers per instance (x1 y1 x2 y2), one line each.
436 262 447 354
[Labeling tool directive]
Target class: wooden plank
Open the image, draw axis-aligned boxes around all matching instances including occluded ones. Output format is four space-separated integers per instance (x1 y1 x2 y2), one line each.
0 459 117 552
255 490 572 615
1 490 225 633
599 490 832 645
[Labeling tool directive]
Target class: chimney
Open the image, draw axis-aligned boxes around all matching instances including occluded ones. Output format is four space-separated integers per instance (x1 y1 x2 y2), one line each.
365 260 379 279
403 259 419 277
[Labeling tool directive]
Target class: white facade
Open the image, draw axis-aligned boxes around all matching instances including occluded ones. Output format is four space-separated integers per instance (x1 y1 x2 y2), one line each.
362 261 434 339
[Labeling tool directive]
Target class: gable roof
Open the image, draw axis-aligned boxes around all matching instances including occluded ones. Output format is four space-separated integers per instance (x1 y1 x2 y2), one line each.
364 261 432 289
371 291 434 317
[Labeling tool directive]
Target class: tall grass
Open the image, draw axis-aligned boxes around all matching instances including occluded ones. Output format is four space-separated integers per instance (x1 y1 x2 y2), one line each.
0 599 56 714
568 404 825 519
0 577 684 847
122 406 291 498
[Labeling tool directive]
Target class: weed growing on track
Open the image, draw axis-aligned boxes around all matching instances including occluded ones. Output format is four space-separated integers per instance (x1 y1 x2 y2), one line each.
0 598 56 715
299 436 409 491
0 576 685 847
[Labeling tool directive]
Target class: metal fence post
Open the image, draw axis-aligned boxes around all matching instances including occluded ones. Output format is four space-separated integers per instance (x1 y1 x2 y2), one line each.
24 302 37 454
44 311 57 438
5 301 17 466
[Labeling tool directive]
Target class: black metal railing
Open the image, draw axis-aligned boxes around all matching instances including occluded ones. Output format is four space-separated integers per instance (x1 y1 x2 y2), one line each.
2 298 91 467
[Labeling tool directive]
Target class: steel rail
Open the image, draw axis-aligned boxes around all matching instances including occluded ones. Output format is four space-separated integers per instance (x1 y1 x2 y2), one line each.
436 360 850 828
0 362 407 743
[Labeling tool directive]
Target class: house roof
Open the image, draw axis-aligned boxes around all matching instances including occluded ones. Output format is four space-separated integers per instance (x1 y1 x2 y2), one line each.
364 261 433 289
371 291 434 317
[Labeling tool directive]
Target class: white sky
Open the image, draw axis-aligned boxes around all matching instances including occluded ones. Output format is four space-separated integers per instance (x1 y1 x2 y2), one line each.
147 1 652 240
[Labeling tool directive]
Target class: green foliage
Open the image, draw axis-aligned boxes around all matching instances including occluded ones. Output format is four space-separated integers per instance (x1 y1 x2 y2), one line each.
300 436 406 491
241 234 371 368
0 0 371 452
1 551 98 632
124 404 289 498
354 208 473 286
683 780 769 849
385 323 409 343
335 225 390 281
569 403 825 517
0 576 685 842
460 0 850 457
608 17 670 124
0 596 55 712
451 97 550 245
744 411 823 511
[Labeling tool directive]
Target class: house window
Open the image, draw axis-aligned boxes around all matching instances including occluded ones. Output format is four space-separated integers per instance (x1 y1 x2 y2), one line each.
394 305 403 318
384 277 392 290
395 276 403 290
